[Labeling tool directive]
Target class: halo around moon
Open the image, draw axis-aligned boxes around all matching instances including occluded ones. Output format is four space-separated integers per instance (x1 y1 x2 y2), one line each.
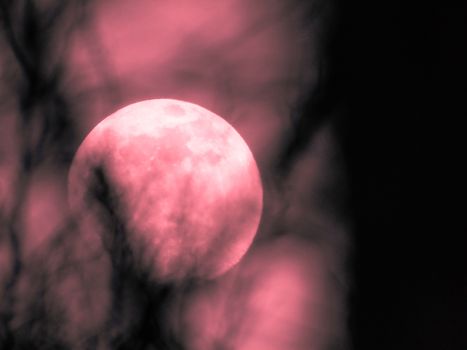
68 99 263 282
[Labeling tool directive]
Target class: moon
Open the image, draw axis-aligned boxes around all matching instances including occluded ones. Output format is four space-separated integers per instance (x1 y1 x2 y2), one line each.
68 99 263 282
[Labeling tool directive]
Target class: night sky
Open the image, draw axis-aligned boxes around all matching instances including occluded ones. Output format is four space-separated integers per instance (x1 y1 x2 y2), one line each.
1 0 466 349
330 1 467 349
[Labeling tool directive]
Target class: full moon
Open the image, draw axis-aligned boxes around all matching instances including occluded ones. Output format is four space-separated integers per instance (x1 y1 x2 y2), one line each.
68 99 263 282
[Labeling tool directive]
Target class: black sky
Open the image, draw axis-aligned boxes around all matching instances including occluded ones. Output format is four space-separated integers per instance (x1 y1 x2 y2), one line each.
320 0 467 348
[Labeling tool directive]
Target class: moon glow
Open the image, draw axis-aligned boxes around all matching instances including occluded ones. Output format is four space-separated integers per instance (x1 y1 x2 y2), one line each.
68 99 263 282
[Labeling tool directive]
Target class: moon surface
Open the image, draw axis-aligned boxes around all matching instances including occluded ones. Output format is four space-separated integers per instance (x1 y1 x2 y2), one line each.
68 99 263 282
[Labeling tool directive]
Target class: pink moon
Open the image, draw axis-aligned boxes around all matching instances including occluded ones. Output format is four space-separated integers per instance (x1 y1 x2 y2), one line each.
68 99 263 282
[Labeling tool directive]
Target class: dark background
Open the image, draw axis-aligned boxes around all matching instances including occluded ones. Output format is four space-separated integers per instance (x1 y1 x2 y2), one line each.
324 0 467 349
